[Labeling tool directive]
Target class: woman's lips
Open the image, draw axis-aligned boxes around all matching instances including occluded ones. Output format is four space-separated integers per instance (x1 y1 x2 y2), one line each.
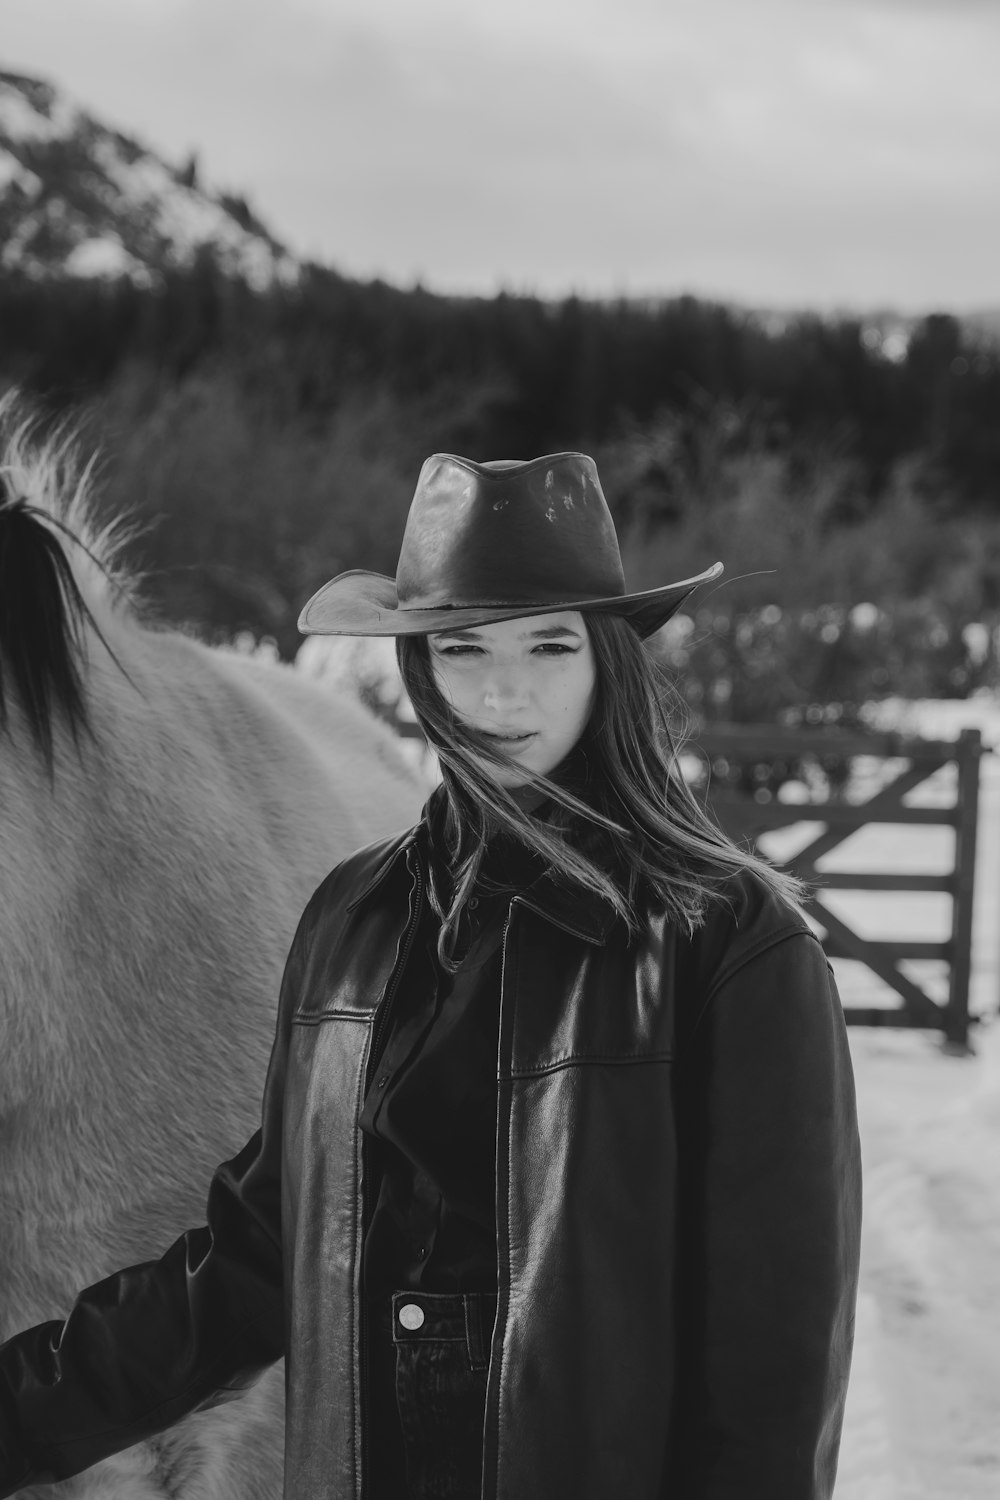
483 730 537 750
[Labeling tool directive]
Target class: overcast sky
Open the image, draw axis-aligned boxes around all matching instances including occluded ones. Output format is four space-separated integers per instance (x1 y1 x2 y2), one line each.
5 0 998 312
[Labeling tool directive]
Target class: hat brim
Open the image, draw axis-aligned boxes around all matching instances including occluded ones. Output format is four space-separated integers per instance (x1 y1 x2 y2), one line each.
297 562 724 641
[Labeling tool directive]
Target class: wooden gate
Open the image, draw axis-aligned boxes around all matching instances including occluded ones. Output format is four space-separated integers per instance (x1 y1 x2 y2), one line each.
690 724 983 1048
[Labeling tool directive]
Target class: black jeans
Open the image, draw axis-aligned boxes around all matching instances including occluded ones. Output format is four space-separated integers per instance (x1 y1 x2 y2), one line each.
366 1291 497 1499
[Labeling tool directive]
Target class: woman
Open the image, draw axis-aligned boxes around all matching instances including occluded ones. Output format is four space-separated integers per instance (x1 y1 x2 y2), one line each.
0 452 861 1500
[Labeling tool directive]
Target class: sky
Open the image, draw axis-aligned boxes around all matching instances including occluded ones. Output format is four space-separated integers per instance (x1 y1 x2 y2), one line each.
4 0 999 313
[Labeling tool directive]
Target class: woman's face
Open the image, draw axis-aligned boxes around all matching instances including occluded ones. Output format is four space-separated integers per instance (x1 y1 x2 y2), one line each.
427 611 597 787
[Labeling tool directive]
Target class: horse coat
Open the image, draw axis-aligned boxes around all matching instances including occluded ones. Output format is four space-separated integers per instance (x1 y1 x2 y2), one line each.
0 395 425 1500
0 803 862 1500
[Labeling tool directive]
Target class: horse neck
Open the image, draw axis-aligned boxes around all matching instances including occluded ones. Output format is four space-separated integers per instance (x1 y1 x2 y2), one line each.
0 624 274 1193
2 650 254 1330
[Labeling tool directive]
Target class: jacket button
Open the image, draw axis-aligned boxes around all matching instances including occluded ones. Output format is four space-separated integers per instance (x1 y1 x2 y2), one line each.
468 897 479 909
398 1303 425 1331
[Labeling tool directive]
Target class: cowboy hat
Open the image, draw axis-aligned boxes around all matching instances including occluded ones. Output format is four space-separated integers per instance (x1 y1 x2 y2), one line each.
297 452 723 639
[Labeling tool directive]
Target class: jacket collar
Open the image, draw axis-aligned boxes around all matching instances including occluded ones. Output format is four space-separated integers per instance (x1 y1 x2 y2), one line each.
345 826 420 912
513 871 617 946
348 795 617 945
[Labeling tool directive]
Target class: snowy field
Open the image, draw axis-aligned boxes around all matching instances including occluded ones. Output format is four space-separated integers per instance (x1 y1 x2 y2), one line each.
784 698 1000 1500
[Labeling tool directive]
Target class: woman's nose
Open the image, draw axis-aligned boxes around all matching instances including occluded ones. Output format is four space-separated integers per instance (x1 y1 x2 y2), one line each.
482 671 528 711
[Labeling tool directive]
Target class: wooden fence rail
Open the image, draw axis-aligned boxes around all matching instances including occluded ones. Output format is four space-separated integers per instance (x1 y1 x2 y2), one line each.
691 724 984 1048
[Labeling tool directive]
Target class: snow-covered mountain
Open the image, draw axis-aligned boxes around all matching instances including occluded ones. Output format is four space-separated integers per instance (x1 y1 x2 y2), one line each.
0 69 297 288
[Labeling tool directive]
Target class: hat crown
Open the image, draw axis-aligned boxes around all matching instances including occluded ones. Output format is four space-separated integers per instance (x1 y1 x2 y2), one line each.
396 452 625 611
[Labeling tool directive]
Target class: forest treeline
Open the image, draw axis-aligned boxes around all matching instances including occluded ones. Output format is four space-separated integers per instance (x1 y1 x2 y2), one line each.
2 260 998 721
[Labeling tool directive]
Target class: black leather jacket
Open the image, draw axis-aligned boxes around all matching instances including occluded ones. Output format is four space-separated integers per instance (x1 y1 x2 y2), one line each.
0 817 862 1499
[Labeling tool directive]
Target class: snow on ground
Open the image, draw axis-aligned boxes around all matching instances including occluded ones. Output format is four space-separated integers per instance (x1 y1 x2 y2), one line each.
0 77 76 142
838 1023 1000 1499
63 234 146 281
0 72 297 287
0 147 41 194
89 135 297 288
807 696 1000 1499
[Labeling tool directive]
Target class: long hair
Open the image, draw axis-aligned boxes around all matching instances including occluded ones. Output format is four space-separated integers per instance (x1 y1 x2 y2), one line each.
397 612 808 967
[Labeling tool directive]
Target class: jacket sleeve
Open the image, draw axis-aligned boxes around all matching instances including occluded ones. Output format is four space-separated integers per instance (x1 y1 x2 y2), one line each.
671 927 863 1500
0 894 320 1497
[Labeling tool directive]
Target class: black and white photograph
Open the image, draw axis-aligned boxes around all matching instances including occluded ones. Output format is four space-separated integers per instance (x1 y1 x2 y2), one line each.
0 2 998 1497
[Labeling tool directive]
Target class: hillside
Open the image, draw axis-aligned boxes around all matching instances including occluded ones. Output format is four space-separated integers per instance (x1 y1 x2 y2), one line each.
0 68 296 287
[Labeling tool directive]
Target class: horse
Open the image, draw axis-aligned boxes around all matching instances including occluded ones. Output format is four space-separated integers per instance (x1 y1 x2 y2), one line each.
0 396 426 1499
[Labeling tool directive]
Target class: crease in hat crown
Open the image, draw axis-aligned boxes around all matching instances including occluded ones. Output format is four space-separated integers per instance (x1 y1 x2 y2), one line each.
395 452 625 612
297 450 723 638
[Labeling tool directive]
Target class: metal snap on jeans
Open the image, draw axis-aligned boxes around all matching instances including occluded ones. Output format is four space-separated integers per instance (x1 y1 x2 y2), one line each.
398 1302 426 1331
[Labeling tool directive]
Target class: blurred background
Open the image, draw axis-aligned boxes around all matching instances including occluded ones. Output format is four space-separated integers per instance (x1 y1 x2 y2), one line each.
3 3 1000 1496
2 0 999 723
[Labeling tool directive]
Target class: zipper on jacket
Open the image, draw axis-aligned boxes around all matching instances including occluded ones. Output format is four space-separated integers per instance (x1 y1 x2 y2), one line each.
496 900 516 1076
482 897 518 1500
359 853 425 1500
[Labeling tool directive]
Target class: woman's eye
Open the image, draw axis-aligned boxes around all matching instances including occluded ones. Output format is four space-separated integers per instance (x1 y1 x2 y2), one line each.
434 643 577 659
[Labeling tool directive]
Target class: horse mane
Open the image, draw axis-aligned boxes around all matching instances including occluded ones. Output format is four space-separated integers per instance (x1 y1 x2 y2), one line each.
0 393 138 767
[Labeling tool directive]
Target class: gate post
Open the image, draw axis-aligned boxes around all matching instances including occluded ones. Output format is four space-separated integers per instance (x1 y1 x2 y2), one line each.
947 727 982 1050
